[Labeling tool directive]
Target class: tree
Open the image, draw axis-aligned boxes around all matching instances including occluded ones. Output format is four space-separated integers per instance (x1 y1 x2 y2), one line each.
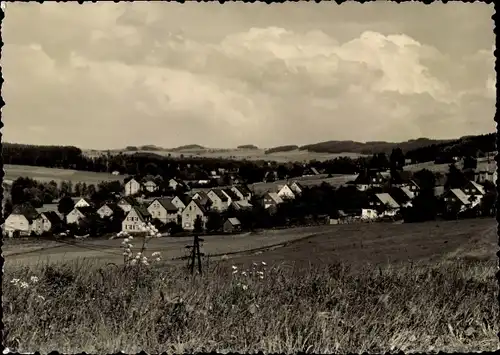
463 155 478 170
390 148 405 170
445 164 467 190
413 169 436 191
3 199 13 217
205 212 223 233
58 196 75 215
193 215 204 234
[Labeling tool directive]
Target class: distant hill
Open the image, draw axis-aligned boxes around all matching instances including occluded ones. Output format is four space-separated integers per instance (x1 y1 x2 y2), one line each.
299 138 455 155
237 144 259 150
265 145 299 154
169 144 205 152
139 145 163 151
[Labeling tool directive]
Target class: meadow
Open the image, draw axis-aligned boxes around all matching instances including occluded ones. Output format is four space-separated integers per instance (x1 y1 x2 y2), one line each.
3 164 126 185
3 218 498 353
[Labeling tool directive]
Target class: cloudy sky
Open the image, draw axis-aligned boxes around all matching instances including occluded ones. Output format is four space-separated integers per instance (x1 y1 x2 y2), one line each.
2 2 495 150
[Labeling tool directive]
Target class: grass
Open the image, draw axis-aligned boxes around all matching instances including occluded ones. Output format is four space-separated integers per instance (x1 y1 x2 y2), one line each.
3 257 498 353
3 164 126 185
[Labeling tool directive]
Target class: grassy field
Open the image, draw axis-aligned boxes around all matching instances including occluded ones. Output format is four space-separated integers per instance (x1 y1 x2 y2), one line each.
404 158 495 174
109 148 366 163
3 164 126 185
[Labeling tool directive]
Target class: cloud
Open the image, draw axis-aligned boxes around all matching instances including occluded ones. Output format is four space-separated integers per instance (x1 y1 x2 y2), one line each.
2 3 495 149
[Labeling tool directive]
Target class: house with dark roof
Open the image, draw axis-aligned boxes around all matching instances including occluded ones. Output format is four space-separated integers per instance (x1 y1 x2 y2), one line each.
181 199 208 231
222 188 239 203
207 188 230 211
3 203 39 237
66 206 98 225
122 205 152 233
124 178 142 196
33 211 62 235
117 196 139 213
223 217 242 233
230 185 253 201
361 193 400 220
147 198 180 224
97 202 122 219
442 189 471 213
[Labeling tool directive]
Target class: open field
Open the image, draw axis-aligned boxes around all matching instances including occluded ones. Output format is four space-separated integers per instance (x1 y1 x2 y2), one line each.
404 158 495 174
3 164 126 185
108 148 366 163
5 218 496 271
3 230 498 352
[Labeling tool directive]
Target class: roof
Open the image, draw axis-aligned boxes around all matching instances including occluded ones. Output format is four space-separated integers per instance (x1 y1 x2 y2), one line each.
291 181 305 191
210 189 229 202
222 189 239 201
40 211 61 225
266 192 283 204
310 167 320 175
99 202 121 214
11 203 39 221
189 199 207 214
36 204 59 214
375 193 400 209
226 217 241 226
75 206 97 216
235 200 253 208
152 198 178 212
400 187 415 199
233 185 252 196
119 196 138 205
71 197 90 204
468 181 485 195
447 189 471 205
130 205 152 220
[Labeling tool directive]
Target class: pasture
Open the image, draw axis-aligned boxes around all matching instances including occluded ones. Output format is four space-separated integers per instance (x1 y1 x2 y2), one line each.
3 164 126 185
3 218 498 353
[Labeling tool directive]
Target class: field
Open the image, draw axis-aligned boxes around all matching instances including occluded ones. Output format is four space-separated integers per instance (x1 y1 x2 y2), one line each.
3 164 126 185
404 157 495 174
3 218 498 353
107 148 366 163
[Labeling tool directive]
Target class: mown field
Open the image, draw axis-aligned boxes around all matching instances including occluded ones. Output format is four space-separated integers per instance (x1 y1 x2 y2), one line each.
3 164 126 185
3 218 498 353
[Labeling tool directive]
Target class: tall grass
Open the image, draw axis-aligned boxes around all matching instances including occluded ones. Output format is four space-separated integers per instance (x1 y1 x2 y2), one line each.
3 259 498 354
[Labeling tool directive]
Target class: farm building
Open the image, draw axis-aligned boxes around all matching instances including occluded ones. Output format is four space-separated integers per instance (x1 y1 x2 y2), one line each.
362 193 400 220
223 218 242 233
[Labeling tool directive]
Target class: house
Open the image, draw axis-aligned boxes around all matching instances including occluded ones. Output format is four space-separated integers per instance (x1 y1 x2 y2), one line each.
262 192 283 209
392 188 414 208
32 211 62 235
442 189 471 213
112 171 120 175
170 195 186 212
223 218 242 233
277 184 296 200
231 200 253 211
124 178 141 196
338 209 362 224
142 180 158 193
117 196 138 213
289 181 305 195
231 185 253 201
207 189 230 211
66 206 96 225
97 203 121 219
462 181 485 208
222 188 239 204
36 203 63 219
3 203 39 237
122 206 152 233
362 193 400 220
349 170 387 191
181 199 208 231
169 178 181 190
72 197 92 208
147 198 179 224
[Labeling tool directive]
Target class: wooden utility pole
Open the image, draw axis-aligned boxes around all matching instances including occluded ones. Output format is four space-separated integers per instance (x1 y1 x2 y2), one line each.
186 234 204 275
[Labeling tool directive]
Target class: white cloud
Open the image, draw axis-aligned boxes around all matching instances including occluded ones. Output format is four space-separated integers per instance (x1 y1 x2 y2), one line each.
2 3 495 149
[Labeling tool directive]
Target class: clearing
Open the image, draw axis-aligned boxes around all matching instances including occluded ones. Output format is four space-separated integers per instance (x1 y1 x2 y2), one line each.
3 164 126 185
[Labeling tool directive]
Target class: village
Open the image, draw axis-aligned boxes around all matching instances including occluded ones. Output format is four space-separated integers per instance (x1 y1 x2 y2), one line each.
2 155 497 239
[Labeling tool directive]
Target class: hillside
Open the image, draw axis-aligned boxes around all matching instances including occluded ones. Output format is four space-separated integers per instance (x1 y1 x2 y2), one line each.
237 144 259 150
265 145 299 154
169 144 205 152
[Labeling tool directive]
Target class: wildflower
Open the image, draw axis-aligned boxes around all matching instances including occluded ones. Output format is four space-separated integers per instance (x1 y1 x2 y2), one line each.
127 243 133 249
130 259 137 266
128 236 133 240
152 252 161 257
241 271 247 276
20 282 29 289
221 255 229 261
242 284 248 290
10 278 20 285
261 261 267 266
232 265 238 270
155 257 161 262
30 276 39 283
36 295 45 301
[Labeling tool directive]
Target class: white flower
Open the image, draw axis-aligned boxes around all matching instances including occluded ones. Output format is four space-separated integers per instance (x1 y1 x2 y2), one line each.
128 236 134 240
241 271 247 276
36 295 45 301
20 282 29 289
30 276 39 283
261 261 267 266
152 252 161 257
156 233 162 237
232 265 238 270
10 278 20 284
259 275 264 280
127 243 133 249
232 270 238 275
155 257 161 262
130 259 137 265
242 284 248 290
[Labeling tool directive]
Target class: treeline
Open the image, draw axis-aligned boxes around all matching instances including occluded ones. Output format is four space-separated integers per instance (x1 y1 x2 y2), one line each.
265 145 299 154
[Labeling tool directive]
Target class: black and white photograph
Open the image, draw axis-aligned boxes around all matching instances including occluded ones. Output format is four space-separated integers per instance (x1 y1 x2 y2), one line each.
1 1 497 353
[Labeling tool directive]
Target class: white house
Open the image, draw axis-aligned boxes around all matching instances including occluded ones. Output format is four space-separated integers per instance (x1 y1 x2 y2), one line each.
207 189 230 211
147 198 179 224
124 178 141 196
117 197 137 213
66 208 87 225
32 212 61 235
72 197 91 208
277 184 296 200
143 180 158 193
122 206 152 233
289 181 304 195
230 185 252 201
181 199 208 231
169 179 182 190
3 204 39 237
97 203 121 219
170 196 186 212
362 193 400 220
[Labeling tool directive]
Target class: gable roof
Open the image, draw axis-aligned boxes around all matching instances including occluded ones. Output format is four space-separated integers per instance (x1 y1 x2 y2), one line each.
290 181 305 192
189 199 207 214
222 188 239 201
129 205 152 221
226 217 241 226
99 202 121 214
151 198 178 212
400 187 415 199
75 206 97 216
118 196 138 205
40 211 61 225
210 189 229 202
447 189 471 205
266 192 283 204
375 193 400 209
233 185 252 196
11 203 39 221
467 181 485 195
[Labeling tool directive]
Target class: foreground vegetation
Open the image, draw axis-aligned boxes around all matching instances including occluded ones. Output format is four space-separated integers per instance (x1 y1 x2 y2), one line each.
3 257 498 353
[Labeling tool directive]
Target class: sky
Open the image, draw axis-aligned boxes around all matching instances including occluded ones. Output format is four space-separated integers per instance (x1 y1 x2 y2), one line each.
2 2 496 150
